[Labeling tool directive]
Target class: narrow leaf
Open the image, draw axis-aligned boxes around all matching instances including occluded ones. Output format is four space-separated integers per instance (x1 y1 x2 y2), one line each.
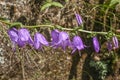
41 3 52 11
46 0 52 2
51 2 63 8
109 0 120 7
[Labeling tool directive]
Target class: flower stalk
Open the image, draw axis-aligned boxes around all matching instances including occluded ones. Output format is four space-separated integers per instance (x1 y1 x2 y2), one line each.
0 19 108 35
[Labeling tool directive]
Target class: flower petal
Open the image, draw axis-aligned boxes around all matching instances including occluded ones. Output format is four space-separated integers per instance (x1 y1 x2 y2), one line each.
93 36 100 53
28 37 33 45
51 29 60 45
112 36 119 48
75 14 83 25
61 39 71 50
71 36 84 54
57 31 69 45
8 28 18 42
34 33 40 49
18 28 33 46
18 28 30 41
17 39 26 47
72 36 84 50
34 33 49 49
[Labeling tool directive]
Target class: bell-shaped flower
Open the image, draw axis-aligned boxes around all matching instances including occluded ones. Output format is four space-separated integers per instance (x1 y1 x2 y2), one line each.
8 28 18 43
71 36 84 54
112 36 119 49
51 29 60 46
17 28 33 47
52 31 71 50
93 36 100 53
34 33 49 49
8 28 19 50
75 13 83 26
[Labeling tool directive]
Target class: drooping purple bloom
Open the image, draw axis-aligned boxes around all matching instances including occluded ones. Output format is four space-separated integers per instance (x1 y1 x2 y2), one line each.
34 33 49 49
106 41 112 51
93 36 100 53
57 31 71 50
56 31 71 50
71 36 84 54
8 28 18 43
8 28 19 50
51 29 60 46
112 36 119 49
75 14 83 26
8 28 33 49
17 28 33 47
51 30 71 50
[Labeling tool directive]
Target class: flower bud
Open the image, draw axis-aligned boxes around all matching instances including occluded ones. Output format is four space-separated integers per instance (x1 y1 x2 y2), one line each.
75 14 83 26
93 36 100 53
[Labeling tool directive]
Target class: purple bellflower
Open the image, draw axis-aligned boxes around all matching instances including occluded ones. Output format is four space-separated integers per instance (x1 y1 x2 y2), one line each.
57 31 71 50
8 28 33 50
8 28 19 50
34 33 49 49
106 36 118 51
51 30 71 50
75 14 83 26
17 28 33 47
71 36 84 54
112 36 119 49
51 29 60 46
93 36 100 53
8 28 18 43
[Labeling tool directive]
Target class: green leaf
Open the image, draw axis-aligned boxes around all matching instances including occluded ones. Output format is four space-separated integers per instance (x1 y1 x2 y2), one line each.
46 0 52 2
51 2 63 8
41 1 63 11
109 0 120 7
41 3 52 11
65 0 69 2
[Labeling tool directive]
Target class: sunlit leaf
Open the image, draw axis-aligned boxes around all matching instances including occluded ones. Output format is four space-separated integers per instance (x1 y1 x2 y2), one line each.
65 0 69 2
109 0 120 7
46 0 52 2
41 3 52 11
51 2 63 8
41 1 63 11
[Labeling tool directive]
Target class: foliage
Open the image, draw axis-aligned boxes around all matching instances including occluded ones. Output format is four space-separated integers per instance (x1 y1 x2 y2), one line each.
41 0 63 11
89 60 108 80
109 0 120 7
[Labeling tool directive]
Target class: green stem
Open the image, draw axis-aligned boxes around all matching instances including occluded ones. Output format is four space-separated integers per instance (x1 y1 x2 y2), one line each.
25 25 54 28
0 19 113 35
0 20 12 25
25 25 108 35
